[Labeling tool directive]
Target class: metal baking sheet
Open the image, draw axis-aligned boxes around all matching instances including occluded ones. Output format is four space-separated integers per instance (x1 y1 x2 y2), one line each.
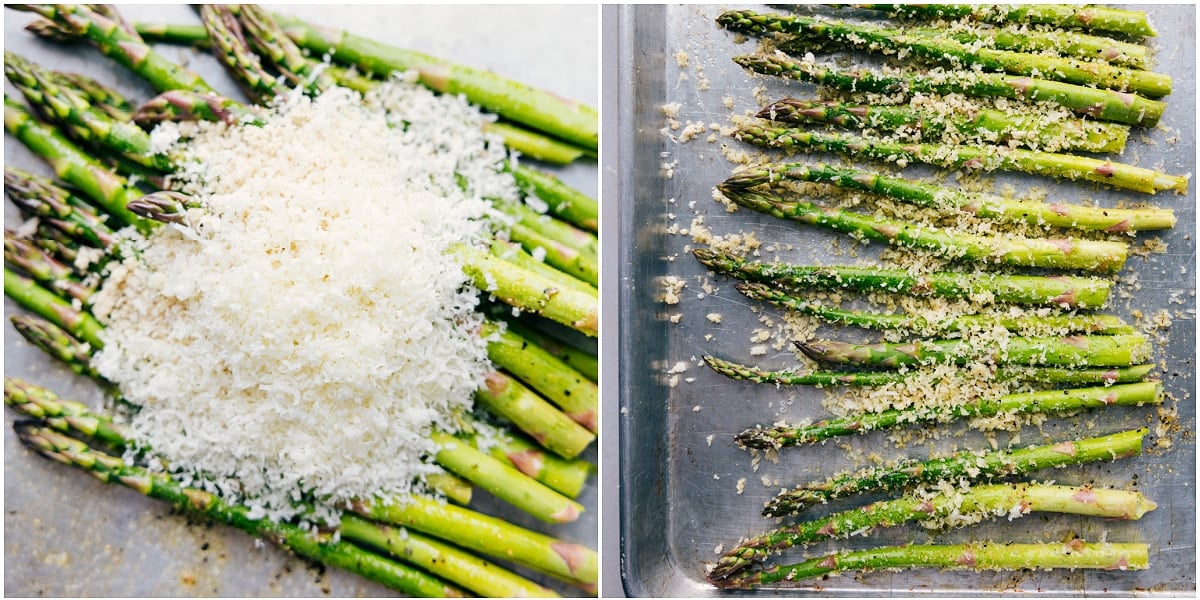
4 5 597 596
615 5 1195 596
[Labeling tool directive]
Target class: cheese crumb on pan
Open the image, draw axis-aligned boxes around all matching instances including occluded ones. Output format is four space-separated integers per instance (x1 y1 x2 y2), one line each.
92 79 513 523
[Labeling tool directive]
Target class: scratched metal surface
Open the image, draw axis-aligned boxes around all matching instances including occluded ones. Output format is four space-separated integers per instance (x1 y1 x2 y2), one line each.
3 5 598 596
617 4 1195 596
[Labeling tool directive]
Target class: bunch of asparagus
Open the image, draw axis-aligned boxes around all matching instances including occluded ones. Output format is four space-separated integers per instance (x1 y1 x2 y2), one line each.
694 4 1180 589
4 4 597 597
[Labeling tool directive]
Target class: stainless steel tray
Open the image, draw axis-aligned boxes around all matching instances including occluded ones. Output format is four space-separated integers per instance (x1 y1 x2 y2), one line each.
615 5 1195 596
4 5 598 596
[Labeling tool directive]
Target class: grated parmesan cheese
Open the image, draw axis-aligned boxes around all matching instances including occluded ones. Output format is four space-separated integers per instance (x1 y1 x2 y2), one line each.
91 79 514 523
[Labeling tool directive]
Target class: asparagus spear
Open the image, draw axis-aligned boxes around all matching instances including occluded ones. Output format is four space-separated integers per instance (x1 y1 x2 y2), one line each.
454 244 598 337
50 71 135 120
715 541 1148 589
485 429 594 499
4 235 95 308
709 483 1156 581
737 381 1161 450
882 22 1152 69
489 239 597 297
693 249 1114 308
9 315 101 380
199 4 285 103
502 317 598 382
484 122 590 165
762 427 1147 517
5 168 119 248
733 53 1165 127
350 494 598 588
4 51 172 172
3 268 104 348
272 14 598 151
474 371 596 459
12 4 215 93
736 282 1133 336
14 423 465 597
235 5 336 93
734 125 1187 194
497 201 599 287
511 166 600 232
722 162 1176 232
132 89 261 127
716 190 1129 273
757 99 1130 154
857 4 1158 39
702 355 1155 387
5 97 149 233
338 514 558 598
796 334 1149 369
719 10 1171 96
482 320 598 432
430 430 583 524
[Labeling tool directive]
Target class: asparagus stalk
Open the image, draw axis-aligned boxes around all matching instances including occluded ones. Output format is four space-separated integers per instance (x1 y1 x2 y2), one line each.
485 429 593 499
4 51 172 172
3 268 104 348
272 14 598 151
716 190 1130 273
4 235 95 308
12 4 215 93
888 22 1153 70
722 162 1176 232
693 249 1114 308
709 483 1156 581
762 428 1147 517
5 168 120 248
235 5 337 93
199 4 285 103
795 334 1149 369
757 99 1129 154
511 166 600 232
50 71 135 120
715 541 1147 589
498 202 599 287
484 121 590 165
454 244 598 337
733 53 1165 127
430 430 583 524
482 320 598 432
737 282 1133 336
338 514 558 598
474 371 595 459
734 125 1187 194
8 315 100 380
857 4 1158 39
132 89 260 127
14 423 466 597
489 239 597 297
5 97 149 233
719 10 1171 96
502 318 598 382
702 355 1155 387
737 381 1161 450
350 494 598 588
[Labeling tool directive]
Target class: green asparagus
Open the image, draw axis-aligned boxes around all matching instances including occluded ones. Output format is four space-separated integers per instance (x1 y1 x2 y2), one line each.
702 355 1155 387
762 428 1147 516
737 381 1161 449
733 53 1165 126
715 541 1147 589
737 282 1133 336
757 99 1130 154
734 125 1187 194
857 4 1157 38
718 190 1129 272
722 162 1176 232
693 248 1114 307
719 10 1171 96
709 483 1156 581
482 320 598 432
796 334 1149 368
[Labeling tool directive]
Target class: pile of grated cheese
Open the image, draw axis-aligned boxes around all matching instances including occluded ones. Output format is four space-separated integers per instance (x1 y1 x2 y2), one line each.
91 75 517 523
